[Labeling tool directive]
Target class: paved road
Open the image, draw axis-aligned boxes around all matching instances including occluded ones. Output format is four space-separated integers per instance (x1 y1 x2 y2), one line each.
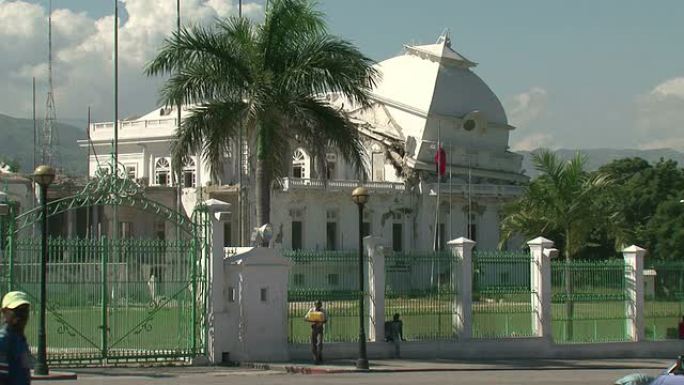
68 363 669 385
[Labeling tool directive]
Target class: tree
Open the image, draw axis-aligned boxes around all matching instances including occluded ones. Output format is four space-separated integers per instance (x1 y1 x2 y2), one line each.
600 158 684 259
646 199 684 260
145 0 377 229
500 149 620 341
500 149 618 260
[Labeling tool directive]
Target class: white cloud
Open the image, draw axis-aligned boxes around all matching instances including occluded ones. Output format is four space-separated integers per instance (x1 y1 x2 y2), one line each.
635 77 684 150
0 0 263 122
504 87 548 129
511 132 556 152
504 87 555 151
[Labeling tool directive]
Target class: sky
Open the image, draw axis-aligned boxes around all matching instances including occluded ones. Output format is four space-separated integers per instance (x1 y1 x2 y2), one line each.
1 0 683 152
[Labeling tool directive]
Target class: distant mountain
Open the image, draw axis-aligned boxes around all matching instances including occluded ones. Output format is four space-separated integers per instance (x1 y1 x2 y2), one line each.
0 113 87 176
517 148 684 178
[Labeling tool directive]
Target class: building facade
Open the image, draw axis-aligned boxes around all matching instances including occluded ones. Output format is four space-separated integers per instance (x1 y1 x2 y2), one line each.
80 34 527 251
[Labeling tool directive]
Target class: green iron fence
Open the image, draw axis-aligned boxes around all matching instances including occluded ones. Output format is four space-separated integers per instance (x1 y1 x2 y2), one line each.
285 250 363 343
472 251 534 338
551 259 628 343
644 261 684 340
1 236 201 364
385 251 457 340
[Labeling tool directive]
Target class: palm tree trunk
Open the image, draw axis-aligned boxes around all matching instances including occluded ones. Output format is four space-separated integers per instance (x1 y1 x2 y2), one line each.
255 156 270 230
255 125 272 247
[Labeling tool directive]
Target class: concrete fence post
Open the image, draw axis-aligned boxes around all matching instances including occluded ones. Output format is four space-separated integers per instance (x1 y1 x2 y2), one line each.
447 237 475 340
527 237 555 340
623 245 646 342
365 236 385 342
204 198 231 363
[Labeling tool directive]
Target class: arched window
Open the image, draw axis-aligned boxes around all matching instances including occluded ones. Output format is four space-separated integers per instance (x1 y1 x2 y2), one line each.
183 158 196 188
292 149 308 179
325 153 337 180
155 158 170 186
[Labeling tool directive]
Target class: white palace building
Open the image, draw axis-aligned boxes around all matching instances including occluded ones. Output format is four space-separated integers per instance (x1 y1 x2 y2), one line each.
80 34 527 252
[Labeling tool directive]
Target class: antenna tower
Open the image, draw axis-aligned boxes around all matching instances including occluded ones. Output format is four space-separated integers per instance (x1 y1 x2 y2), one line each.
41 0 59 168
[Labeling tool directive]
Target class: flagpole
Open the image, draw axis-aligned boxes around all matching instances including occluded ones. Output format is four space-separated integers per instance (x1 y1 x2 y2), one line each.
237 0 244 245
448 143 452 242
113 0 118 166
176 0 182 244
433 122 440 252
467 156 472 240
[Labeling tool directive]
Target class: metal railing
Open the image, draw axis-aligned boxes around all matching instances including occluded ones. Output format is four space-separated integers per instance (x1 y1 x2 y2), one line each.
385 251 458 340
551 259 628 343
285 250 363 343
2 236 199 364
472 251 534 338
644 261 684 340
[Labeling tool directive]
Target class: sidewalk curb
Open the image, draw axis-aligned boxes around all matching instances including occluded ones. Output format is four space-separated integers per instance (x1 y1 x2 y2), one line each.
239 361 670 375
32 370 78 381
240 362 367 374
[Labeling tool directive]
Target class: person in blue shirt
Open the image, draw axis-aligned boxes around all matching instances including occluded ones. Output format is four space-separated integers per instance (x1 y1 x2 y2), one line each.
0 291 32 385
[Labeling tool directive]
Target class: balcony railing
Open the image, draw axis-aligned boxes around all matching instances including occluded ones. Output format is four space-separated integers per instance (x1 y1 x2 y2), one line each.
426 183 523 197
280 178 523 197
281 178 405 192
91 118 177 132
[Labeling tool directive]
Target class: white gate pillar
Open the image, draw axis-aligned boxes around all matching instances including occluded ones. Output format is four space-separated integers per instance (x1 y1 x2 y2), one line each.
623 245 646 342
204 198 231 363
365 236 385 342
527 237 555 340
447 237 474 340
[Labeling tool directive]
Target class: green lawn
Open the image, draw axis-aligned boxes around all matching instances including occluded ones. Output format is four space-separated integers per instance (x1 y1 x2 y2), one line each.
288 299 684 343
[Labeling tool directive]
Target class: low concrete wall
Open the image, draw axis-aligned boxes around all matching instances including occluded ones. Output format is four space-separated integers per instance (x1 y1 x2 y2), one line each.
286 338 684 361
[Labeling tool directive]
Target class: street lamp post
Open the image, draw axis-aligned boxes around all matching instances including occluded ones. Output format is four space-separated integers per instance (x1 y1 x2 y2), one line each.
351 186 369 370
32 165 55 376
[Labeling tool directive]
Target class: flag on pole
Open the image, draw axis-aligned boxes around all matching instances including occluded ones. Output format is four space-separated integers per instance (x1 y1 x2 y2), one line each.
434 145 446 176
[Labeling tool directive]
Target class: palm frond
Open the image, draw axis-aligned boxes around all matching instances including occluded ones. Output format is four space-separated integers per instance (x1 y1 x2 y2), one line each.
261 0 326 66
171 101 246 182
286 96 368 179
279 35 378 107
145 21 255 106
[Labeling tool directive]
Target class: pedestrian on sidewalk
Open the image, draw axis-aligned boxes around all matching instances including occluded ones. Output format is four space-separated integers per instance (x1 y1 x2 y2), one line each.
386 313 406 358
304 300 327 364
0 291 33 385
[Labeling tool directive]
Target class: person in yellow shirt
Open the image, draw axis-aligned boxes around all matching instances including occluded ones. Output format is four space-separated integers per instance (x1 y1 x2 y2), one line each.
304 300 327 364
0 291 32 385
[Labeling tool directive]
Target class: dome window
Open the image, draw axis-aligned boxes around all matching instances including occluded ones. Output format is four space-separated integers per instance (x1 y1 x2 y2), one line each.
463 119 476 131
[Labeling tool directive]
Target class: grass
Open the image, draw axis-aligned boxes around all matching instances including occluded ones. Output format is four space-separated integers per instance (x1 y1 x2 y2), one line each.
288 299 684 344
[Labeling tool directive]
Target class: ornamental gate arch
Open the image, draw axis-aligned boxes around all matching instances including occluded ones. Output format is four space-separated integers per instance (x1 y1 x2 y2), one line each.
0 165 210 365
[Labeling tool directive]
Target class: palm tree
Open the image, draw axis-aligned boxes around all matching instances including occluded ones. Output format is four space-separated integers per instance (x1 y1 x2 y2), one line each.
500 149 617 259
145 0 378 230
500 149 619 341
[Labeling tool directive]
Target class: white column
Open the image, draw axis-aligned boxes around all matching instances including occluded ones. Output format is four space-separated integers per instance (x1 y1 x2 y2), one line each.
204 198 231 363
527 236 556 340
365 236 385 342
447 237 474 340
623 245 646 342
